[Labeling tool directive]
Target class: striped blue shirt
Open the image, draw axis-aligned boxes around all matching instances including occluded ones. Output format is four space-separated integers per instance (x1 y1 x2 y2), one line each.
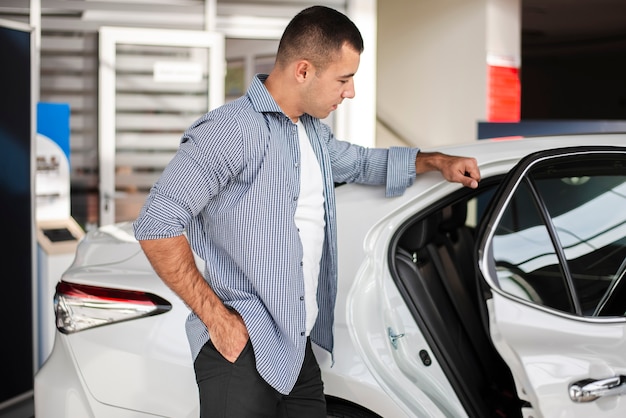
133 74 419 394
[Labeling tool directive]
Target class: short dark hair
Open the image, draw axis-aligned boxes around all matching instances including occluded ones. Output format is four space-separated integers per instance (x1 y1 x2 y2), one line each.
275 5 364 70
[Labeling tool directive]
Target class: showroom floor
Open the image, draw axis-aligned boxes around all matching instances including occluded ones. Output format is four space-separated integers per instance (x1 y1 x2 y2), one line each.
0 395 34 418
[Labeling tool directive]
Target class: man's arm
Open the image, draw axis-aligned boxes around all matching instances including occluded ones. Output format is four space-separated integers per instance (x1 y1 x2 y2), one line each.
415 151 480 189
138 235 248 362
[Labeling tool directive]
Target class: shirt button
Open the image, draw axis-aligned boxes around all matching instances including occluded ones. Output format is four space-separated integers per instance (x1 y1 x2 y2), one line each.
293 196 298 201
300 261 303 266
295 162 299 168
300 332 305 336
300 296 304 301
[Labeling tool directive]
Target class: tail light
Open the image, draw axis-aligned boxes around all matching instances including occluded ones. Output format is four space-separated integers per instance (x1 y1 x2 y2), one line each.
54 281 172 334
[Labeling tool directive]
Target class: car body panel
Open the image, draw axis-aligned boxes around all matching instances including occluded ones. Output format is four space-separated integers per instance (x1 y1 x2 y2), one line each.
68 314 197 417
35 134 626 417
35 334 165 418
335 181 467 417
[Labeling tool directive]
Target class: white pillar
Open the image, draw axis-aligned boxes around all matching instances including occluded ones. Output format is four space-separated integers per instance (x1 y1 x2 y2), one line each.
31 0 42 375
377 0 520 148
335 0 377 148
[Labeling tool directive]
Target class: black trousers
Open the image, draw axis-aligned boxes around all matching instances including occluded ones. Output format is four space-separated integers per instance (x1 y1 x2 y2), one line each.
194 338 326 418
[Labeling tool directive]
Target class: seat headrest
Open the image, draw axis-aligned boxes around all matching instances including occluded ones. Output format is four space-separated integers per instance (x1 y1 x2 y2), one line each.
439 202 467 233
398 214 439 251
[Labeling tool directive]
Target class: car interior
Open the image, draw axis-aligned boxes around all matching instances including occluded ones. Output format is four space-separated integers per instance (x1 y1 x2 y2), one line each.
390 183 525 418
389 150 626 418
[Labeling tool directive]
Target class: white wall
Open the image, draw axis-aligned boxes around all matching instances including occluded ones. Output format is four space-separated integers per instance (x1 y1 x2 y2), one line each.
377 0 520 149
335 0 377 148
486 0 521 67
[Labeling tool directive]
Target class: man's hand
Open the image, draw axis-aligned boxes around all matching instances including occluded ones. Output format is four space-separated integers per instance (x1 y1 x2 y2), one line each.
415 151 480 189
208 306 249 363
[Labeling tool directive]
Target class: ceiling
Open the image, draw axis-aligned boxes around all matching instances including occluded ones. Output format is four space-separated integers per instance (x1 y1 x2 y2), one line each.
2 0 625 56
522 0 626 55
220 0 626 56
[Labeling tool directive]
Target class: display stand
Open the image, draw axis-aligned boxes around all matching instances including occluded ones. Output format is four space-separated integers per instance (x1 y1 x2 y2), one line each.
35 102 83 368
36 218 84 367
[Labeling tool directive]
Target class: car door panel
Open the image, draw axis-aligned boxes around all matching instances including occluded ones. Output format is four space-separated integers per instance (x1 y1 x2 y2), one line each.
478 146 626 418
489 293 626 417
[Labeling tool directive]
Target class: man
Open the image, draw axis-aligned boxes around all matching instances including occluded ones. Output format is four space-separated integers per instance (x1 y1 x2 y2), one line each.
133 5 480 418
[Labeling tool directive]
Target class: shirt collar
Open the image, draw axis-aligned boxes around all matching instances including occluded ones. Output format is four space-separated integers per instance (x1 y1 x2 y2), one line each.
246 74 285 115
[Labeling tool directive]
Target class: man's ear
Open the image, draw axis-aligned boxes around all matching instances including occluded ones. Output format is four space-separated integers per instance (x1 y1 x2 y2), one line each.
294 60 312 83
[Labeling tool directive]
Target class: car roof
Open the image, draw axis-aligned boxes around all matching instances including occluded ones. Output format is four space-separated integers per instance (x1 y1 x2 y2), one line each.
334 133 626 228
424 132 625 168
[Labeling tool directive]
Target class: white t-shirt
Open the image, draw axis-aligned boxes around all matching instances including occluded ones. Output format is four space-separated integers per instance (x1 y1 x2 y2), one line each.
294 120 326 335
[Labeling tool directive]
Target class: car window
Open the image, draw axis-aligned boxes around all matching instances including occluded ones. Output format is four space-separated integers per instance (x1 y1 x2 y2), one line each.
491 153 626 317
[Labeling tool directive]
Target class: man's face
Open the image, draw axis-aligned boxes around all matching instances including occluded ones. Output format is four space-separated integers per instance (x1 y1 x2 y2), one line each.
302 43 360 119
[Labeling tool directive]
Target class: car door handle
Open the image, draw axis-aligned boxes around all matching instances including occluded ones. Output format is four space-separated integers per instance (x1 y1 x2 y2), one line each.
569 376 626 402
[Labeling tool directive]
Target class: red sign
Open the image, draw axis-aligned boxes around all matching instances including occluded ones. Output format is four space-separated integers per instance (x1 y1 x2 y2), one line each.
487 65 520 122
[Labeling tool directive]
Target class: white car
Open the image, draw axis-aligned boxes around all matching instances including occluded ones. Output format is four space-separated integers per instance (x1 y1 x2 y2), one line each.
35 134 626 418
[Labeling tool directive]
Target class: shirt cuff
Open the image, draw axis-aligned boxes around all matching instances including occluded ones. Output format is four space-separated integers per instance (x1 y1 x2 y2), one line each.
385 146 419 197
133 192 189 240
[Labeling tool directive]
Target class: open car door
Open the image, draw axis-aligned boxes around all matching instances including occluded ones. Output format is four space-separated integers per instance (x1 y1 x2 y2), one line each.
476 146 626 418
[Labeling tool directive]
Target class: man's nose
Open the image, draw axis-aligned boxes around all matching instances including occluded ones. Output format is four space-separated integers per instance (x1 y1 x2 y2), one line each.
342 79 355 99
